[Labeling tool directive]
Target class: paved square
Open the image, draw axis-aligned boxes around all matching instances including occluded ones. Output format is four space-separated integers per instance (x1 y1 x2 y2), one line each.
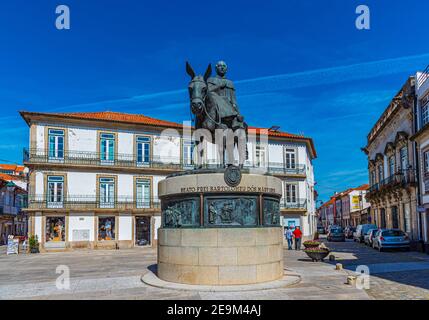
1 238 429 300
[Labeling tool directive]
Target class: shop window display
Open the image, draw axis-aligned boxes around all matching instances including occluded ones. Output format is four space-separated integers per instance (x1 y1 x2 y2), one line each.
98 217 115 240
46 217 65 242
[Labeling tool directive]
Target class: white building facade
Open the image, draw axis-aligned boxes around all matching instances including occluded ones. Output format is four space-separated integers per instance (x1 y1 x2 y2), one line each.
411 66 429 252
21 111 317 251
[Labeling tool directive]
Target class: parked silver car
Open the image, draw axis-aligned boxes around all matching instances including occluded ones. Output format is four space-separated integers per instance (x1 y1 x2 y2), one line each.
364 228 378 246
372 229 410 252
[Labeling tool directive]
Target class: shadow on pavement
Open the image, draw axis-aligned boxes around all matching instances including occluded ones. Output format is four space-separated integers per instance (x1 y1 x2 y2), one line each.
318 237 429 291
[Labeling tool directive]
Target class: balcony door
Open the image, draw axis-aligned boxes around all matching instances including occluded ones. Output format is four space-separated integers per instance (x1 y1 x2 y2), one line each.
99 178 115 208
285 183 298 205
48 129 65 161
391 206 399 229
378 164 384 184
285 148 296 169
136 136 151 166
100 133 115 165
47 176 64 208
380 208 386 228
136 179 151 209
255 145 266 168
388 156 395 177
182 140 194 168
400 147 408 171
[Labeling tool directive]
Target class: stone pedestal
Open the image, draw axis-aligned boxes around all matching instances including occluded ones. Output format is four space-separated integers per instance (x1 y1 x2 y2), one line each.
157 170 284 285
158 227 283 285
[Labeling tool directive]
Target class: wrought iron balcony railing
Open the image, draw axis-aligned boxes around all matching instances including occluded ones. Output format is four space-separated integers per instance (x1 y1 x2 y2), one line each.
280 198 307 210
368 169 416 195
26 194 309 211
23 148 306 176
264 163 306 175
26 195 161 210
0 205 19 215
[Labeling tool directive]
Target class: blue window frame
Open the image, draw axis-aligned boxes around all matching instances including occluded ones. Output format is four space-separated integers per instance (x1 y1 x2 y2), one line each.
182 140 194 167
136 136 151 164
47 176 64 208
136 179 151 208
100 133 115 163
99 177 115 208
48 129 65 159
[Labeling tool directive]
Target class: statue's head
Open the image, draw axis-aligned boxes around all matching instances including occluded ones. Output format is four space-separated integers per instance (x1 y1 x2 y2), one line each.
215 61 227 77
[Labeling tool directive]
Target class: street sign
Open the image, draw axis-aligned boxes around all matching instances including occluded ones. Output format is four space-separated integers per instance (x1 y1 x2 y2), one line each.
6 237 19 255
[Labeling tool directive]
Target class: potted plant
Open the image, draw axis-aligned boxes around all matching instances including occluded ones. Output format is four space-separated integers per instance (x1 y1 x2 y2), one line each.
28 235 40 253
303 240 321 248
303 247 330 262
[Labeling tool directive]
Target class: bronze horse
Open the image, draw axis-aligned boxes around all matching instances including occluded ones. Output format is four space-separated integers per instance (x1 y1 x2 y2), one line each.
186 62 248 168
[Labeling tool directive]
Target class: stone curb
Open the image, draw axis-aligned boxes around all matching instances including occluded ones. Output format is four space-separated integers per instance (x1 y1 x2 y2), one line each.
141 268 301 292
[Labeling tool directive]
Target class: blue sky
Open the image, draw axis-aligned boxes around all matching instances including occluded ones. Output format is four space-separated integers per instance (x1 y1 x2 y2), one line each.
0 0 428 202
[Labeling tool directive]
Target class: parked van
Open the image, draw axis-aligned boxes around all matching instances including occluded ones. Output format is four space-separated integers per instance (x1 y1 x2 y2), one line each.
353 224 378 243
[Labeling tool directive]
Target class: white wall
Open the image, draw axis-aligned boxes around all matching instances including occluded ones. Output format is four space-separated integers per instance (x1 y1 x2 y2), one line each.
68 128 97 152
34 213 43 241
118 132 133 155
153 216 161 240
268 144 283 163
153 132 181 163
118 214 132 241
117 175 134 198
35 172 44 195
68 172 97 196
68 214 95 241
36 125 45 150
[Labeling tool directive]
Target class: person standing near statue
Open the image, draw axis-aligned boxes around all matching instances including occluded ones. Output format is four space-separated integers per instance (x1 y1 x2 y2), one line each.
293 226 303 250
285 226 293 250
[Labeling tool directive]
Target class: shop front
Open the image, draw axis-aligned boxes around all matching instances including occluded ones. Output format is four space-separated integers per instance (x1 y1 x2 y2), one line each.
45 215 66 249
135 216 151 246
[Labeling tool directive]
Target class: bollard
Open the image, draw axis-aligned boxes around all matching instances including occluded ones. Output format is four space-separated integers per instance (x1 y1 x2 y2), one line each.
329 254 336 261
335 263 343 271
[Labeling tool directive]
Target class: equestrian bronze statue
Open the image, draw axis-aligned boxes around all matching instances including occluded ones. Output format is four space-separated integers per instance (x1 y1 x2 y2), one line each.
186 60 248 168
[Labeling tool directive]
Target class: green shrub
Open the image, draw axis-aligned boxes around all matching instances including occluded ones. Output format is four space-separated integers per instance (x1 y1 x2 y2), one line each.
28 235 39 252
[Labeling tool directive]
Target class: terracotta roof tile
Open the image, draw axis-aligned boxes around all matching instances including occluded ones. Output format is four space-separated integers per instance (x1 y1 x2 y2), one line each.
354 184 369 191
0 164 25 172
0 173 21 181
54 111 184 128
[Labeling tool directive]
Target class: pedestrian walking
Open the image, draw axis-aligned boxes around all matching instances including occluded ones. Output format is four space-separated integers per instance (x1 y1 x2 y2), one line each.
293 226 302 250
285 227 293 250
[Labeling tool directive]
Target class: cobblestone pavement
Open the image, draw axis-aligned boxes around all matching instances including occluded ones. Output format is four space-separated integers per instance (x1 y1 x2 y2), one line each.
320 238 429 300
1 239 428 300
0 245 368 300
